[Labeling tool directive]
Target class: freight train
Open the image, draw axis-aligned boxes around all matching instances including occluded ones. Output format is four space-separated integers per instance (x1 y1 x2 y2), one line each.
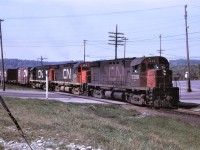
2 56 179 108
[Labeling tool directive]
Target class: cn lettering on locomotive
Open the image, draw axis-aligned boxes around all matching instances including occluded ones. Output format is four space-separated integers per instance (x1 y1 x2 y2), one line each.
108 66 124 82
63 68 71 80
38 70 44 79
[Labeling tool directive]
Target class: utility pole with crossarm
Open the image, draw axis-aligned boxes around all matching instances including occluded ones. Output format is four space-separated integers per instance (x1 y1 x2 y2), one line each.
108 25 124 60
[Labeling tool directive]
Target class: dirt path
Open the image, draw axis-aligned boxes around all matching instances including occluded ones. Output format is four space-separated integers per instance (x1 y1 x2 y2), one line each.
121 104 200 126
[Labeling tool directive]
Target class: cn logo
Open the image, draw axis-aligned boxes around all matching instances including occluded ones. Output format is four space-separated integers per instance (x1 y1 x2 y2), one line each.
38 70 43 78
63 68 71 79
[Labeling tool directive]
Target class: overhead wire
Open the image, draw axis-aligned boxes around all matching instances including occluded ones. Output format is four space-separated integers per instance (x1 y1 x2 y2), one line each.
2 4 199 61
4 5 183 20
3 29 200 48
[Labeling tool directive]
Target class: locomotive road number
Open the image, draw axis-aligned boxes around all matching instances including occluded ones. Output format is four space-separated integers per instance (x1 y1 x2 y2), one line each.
132 74 139 79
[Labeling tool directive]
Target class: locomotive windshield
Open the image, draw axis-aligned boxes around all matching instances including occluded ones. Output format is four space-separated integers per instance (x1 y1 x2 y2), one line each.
148 64 167 70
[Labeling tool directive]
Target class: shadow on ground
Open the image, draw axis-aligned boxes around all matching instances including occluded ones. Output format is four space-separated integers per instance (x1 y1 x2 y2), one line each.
179 102 199 109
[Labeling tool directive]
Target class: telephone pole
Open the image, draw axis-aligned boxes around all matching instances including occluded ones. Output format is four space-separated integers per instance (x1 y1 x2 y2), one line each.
157 34 164 56
184 5 192 92
0 19 5 91
123 37 128 59
108 25 124 60
83 40 87 62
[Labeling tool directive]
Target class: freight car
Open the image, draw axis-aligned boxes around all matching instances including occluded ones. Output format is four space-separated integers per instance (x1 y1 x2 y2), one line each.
18 67 31 85
5 69 18 84
88 56 179 108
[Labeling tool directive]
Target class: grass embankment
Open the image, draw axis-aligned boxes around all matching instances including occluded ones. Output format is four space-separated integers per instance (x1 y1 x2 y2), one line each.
0 97 200 150
0 84 39 91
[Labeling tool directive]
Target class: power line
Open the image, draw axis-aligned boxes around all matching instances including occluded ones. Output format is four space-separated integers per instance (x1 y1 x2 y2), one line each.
5 5 182 20
4 45 83 47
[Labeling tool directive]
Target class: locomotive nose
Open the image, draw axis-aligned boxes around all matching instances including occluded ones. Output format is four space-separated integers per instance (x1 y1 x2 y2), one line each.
147 69 173 88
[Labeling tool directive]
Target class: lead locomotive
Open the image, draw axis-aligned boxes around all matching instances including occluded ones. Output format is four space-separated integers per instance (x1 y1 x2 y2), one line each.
88 56 179 108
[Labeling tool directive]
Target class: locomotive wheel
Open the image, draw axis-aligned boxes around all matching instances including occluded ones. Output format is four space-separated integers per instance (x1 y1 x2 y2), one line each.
55 86 60 92
153 100 161 108
72 87 81 95
93 90 104 99
42 84 46 90
31 83 36 89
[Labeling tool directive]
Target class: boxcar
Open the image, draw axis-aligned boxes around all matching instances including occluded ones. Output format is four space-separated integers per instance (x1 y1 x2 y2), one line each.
5 69 18 84
18 67 30 85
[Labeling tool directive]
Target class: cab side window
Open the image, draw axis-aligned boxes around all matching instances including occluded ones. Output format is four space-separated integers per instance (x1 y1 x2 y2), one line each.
132 65 138 73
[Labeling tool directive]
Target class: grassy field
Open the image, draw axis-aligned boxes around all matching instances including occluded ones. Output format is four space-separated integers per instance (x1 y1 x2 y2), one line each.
0 97 200 150
0 84 27 91
0 84 40 91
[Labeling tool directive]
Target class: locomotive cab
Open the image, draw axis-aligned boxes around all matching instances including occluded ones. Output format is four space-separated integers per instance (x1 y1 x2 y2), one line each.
130 57 171 88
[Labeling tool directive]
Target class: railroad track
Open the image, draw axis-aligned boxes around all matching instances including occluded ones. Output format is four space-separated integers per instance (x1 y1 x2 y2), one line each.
56 91 200 117
55 91 127 105
161 108 200 117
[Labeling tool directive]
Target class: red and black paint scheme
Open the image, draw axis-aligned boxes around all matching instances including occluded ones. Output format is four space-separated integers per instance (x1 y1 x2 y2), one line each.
49 62 90 94
88 56 178 108
5 56 179 108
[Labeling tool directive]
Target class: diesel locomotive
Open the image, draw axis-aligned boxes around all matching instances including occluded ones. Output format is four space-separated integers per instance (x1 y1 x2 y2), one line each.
4 56 179 108
88 56 179 108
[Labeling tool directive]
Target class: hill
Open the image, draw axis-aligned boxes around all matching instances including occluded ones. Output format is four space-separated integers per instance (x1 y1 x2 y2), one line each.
169 59 200 80
169 59 200 66
0 59 77 69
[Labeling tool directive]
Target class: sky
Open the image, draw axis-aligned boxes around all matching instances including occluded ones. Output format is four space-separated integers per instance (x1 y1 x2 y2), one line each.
0 0 200 62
